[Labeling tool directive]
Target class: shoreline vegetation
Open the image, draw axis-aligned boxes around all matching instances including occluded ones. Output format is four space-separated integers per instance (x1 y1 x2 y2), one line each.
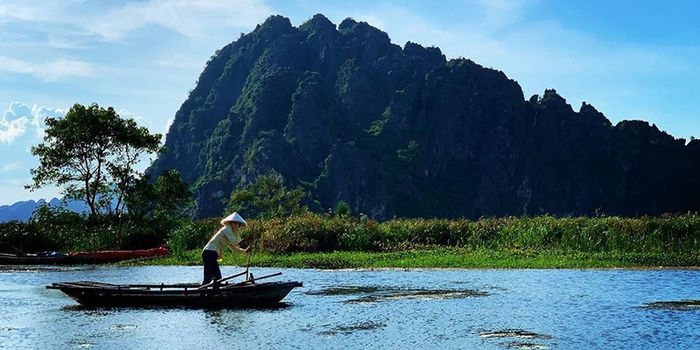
143 213 699 269
3 210 699 269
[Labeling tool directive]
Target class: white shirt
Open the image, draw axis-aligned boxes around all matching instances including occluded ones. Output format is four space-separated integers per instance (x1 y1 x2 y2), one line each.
203 225 241 257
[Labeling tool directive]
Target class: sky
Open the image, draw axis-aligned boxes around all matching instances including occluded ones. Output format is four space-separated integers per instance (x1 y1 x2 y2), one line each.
1 0 699 205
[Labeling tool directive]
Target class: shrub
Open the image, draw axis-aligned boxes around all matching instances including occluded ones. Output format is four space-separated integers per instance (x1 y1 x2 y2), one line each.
167 218 220 255
5 211 699 256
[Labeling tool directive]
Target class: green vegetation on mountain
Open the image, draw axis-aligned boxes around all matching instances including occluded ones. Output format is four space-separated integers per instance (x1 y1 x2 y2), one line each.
225 170 308 219
149 14 700 220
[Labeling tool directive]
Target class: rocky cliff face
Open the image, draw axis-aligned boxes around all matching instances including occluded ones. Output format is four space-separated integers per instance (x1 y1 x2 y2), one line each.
149 14 700 219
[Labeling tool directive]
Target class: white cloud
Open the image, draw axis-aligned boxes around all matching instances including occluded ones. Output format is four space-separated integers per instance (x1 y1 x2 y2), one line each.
0 56 94 81
1 102 67 143
30 105 66 137
0 118 27 144
0 0 272 49
1 102 30 143
1 160 22 173
90 0 273 40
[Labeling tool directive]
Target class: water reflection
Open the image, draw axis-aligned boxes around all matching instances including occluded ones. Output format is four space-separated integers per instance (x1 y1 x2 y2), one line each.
205 309 245 333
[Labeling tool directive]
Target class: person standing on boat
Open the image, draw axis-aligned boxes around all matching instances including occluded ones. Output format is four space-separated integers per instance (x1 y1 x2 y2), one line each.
202 212 250 285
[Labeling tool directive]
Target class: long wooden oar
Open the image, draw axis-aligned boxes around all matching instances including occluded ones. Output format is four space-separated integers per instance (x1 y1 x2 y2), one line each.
199 271 283 290
245 249 251 281
197 270 247 290
231 272 282 286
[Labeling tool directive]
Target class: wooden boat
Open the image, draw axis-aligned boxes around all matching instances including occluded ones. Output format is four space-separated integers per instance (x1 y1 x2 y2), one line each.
47 273 303 308
69 246 170 263
0 252 91 265
0 246 169 265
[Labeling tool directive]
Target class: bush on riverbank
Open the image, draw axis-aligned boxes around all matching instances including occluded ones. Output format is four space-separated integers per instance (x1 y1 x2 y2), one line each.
268 214 700 253
0 208 179 253
162 212 699 255
2 212 699 258
166 218 220 255
244 213 700 254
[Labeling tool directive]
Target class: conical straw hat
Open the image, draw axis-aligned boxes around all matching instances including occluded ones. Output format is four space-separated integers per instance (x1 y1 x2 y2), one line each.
221 212 247 226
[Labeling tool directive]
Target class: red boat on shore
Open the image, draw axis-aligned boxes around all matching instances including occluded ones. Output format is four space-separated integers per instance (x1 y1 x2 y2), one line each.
0 246 169 265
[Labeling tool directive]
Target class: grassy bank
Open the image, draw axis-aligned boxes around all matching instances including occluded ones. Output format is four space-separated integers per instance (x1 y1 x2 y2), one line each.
5 212 700 268
159 213 700 268
129 248 700 269
169 213 700 254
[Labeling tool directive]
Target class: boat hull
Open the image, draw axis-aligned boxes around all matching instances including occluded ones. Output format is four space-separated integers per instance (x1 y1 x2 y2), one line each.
1 247 169 265
47 281 302 308
0 254 89 265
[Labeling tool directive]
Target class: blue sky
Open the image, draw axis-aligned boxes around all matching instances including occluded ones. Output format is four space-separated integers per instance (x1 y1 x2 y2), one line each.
1 0 699 205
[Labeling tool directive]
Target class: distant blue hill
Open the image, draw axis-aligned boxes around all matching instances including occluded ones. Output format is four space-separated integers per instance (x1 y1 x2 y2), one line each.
0 198 89 222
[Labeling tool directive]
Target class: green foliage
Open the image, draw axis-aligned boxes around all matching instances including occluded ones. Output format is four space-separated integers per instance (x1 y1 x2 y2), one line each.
166 218 220 256
229 213 700 255
0 220 47 253
23 102 193 249
28 204 90 250
27 103 162 216
125 170 192 222
0 205 174 253
5 209 700 267
154 170 193 216
226 170 308 219
367 108 390 136
109 117 162 216
123 176 157 219
396 140 419 162
334 201 351 217
254 213 381 253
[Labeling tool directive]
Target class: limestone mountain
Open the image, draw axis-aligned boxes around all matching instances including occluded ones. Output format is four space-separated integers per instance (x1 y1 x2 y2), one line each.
149 14 700 219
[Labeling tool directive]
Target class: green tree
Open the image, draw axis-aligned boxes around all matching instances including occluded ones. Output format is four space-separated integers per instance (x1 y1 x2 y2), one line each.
109 118 162 217
124 170 192 221
226 171 308 219
122 175 157 220
26 103 162 217
334 200 351 217
153 170 193 220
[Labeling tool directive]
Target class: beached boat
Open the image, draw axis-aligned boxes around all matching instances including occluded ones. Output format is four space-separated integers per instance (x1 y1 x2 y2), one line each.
0 246 169 265
0 252 90 265
69 246 170 263
47 277 302 307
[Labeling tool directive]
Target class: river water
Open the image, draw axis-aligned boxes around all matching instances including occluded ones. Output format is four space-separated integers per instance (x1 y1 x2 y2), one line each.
0 266 698 349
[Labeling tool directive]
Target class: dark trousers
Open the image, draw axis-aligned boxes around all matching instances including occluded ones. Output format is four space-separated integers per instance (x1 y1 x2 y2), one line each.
202 250 221 285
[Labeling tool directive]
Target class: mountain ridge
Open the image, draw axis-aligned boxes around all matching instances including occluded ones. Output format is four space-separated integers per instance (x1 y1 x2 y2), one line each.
149 14 700 219
0 198 89 222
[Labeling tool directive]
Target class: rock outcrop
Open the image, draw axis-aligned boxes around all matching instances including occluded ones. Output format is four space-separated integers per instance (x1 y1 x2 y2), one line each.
150 14 700 219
